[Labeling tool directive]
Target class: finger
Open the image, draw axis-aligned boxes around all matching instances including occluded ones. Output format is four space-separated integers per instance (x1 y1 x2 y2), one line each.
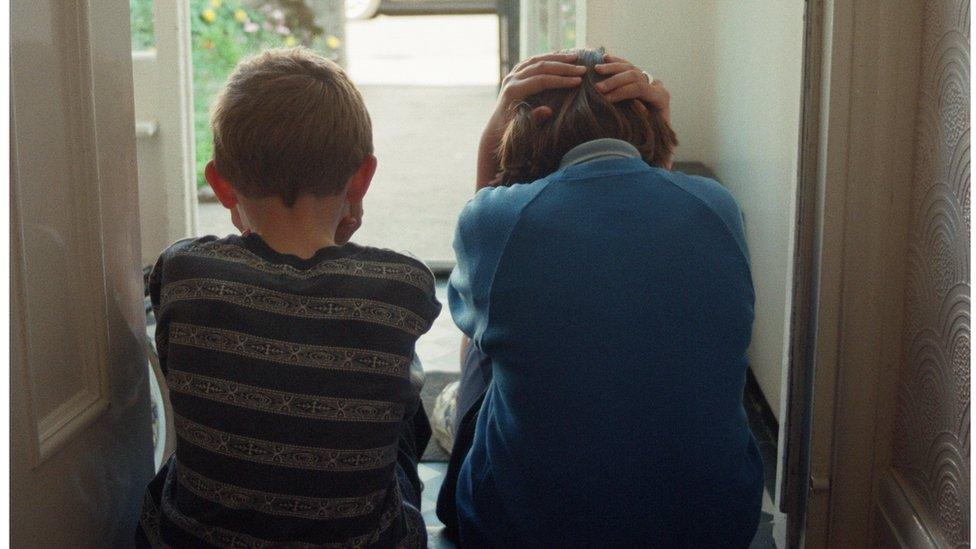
517 60 587 78
511 74 582 97
595 69 642 93
513 52 579 73
603 54 629 64
594 62 635 75
604 82 644 103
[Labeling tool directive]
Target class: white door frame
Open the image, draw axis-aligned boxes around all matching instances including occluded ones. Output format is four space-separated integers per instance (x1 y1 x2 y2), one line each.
132 0 198 265
786 0 927 546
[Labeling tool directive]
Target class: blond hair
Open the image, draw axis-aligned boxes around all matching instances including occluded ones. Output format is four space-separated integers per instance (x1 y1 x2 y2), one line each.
211 47 373 205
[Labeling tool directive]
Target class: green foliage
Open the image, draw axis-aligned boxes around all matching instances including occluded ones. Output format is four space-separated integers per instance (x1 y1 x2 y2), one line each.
130 0 155 50
129 0 342 188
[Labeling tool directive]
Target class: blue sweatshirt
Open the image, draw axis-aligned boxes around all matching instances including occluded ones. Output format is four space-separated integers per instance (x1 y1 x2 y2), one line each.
448 139 763 548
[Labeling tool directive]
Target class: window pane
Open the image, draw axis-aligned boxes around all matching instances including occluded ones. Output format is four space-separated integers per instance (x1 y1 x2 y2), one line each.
524 0 577 56
130 0 155 51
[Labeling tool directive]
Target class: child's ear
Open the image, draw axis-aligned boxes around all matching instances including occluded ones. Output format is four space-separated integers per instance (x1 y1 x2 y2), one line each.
204 160 238 209
345 155 377 203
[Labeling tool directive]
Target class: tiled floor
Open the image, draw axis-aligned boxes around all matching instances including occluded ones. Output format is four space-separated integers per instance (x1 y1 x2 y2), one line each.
418 462 451 547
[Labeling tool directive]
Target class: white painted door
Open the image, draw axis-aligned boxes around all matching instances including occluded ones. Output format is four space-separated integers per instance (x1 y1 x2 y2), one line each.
132 0 198 265
10 1 156 546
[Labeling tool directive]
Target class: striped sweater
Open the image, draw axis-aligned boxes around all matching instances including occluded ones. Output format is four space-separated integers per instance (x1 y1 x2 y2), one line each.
139 234 441 548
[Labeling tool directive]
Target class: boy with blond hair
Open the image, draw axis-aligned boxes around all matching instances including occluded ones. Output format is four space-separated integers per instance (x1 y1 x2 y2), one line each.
136 48 439 548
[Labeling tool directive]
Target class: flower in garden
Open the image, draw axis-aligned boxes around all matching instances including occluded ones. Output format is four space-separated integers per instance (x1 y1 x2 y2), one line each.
284 36 298 47
210 0 221 8
276 25 291 35
243 22 259 33
202 39 215 49
326 35 341 49
271 9 284 21
201 8 216 23
234 9 248 23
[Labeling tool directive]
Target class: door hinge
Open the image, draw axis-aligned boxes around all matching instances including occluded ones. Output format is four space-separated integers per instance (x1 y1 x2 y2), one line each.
810 475 830 492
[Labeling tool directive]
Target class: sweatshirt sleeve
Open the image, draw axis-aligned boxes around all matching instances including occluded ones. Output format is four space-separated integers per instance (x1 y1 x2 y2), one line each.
447 181 551 347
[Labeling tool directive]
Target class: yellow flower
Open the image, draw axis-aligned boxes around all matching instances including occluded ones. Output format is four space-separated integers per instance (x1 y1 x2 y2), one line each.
201 39 215 49
201 8 216 23
284 36 298 47
325 35 341 49
210 0 221 8
234 9 248 23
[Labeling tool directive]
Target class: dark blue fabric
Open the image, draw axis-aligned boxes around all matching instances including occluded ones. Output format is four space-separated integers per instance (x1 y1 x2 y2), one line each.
455 343 494 427
138 236 439 547
448 157 764 548
435 344 493 544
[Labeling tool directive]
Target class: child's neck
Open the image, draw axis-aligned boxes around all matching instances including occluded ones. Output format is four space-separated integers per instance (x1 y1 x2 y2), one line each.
238 194 342 260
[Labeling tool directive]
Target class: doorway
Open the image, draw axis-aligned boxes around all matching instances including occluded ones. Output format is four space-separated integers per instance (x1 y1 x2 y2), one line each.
127 1 806 547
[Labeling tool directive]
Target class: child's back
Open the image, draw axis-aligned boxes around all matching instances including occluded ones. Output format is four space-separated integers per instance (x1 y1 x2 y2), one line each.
136 47 440 548
140 235 439 547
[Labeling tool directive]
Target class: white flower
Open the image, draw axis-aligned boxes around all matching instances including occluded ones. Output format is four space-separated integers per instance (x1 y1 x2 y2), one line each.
243 22 259 33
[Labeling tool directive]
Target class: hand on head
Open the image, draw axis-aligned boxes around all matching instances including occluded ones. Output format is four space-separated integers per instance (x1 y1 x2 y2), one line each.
594 54 670 120
491 51 670 129
477 49 675 188
496 52 587 118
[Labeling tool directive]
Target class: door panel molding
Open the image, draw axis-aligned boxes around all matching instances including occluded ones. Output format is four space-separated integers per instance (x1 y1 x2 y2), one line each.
10 0 155 545
10 0 112 466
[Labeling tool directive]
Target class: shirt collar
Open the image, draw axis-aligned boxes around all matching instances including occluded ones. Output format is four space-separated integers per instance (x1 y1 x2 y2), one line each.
558 138 642 169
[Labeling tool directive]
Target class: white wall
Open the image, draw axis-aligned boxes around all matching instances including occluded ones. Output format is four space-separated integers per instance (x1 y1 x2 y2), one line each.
586 1 804 420
709 2 804 421
584 0 718 164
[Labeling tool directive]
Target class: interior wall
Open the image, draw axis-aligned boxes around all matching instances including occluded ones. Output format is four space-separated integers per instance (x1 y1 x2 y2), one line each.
707 2 805 420
586 1 805 420
583 0 718 164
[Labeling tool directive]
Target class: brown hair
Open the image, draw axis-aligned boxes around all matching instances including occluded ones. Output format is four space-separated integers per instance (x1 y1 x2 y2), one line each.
495 48 677 186
211 47 373 206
